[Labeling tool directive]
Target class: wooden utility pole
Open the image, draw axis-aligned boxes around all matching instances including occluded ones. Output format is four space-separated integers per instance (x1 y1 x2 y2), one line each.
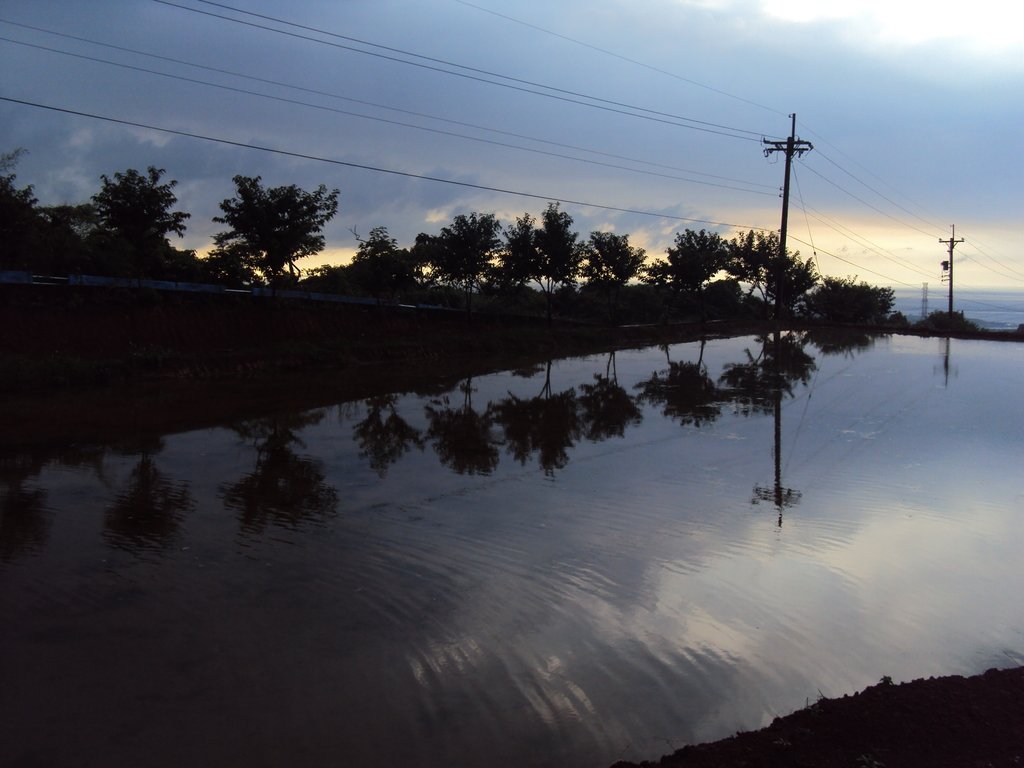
939 225 964 315
763 114 813 322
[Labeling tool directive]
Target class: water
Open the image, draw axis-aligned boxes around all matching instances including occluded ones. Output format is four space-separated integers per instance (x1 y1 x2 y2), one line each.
3 332 1023 768
893 286 1024 329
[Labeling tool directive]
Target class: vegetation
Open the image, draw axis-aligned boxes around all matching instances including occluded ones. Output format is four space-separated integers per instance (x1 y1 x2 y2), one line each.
1 148 957 333
211 175 339 288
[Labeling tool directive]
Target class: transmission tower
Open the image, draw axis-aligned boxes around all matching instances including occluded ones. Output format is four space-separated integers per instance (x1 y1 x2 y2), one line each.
921 282 929 320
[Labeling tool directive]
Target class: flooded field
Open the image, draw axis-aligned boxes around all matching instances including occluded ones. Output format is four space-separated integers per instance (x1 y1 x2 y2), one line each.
2 330 1023 768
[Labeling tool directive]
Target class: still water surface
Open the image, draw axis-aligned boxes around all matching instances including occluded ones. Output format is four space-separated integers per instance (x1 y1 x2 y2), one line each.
2 331 1023 767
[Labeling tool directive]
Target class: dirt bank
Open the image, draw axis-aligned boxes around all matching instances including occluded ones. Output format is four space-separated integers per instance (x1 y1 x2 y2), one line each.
612 666 1024 768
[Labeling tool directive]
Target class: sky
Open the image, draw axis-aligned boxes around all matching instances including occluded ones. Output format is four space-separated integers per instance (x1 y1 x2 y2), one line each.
2 0 1022 296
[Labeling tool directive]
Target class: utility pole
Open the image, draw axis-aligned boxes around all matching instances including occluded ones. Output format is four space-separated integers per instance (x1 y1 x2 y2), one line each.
763 113 813 322
939 225 964 315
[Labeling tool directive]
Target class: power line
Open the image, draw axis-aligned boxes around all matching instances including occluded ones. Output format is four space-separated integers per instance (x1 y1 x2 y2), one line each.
0 18 777 191
797 158 941 239
0 95 770 233
0 36 776 197
799 123 947 235
452 0 785 116
787 235 916 286
150 0 767 142
794 200 937 280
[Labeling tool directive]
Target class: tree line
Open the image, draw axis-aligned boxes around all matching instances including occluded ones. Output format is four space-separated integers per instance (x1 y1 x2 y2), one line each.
1 150 905 327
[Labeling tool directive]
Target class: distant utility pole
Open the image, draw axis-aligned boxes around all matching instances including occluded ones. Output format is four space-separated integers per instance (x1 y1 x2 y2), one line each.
939 225 964 315
763 114 813 321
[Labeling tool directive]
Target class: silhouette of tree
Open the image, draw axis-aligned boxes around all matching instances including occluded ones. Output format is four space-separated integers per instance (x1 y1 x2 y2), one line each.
645 229 728 324
578 352 642 440
347 226 421 301
494 212 539 292
425 378 500 474
91 166 190 281
354 394 424 477
801 276 896 324
533 203 584 325
416 213 501 321
104 452 194 552
727 230 817 319
223 411 338 533
211 175 339 288
581 231 646 324
0 149 43 271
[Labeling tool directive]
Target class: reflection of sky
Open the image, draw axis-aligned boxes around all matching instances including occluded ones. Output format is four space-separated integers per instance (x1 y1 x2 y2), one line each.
3 334 1023 767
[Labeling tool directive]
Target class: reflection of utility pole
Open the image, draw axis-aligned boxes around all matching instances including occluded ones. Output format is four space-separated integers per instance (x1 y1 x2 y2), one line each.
753 329 802 526
939 225 964 315
763 114 813 323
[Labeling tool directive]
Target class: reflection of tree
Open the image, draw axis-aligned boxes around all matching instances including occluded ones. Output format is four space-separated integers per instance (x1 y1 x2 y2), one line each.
725 331 813 527
491 361 583 476
425 379 500 475
1 451 51 563
718 333 815 416
1 444 111 562
803 328 875 357
636 339 722 427
578 352 642 440
223 410 338 533
104 452 193 552
354 395 424 477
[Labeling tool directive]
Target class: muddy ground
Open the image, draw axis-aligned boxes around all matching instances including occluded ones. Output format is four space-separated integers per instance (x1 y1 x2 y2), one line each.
612 667 1024 768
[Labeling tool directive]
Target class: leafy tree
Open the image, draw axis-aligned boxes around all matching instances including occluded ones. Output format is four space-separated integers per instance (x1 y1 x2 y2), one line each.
92 166 190 280
801 276 896 324
533 202 583 324
495 212 540 292
416 212 501 320
211 175 339 288
645 228 728 324
581 231 646 324
347 226 420 301
727 230 817 318
0 149 43 271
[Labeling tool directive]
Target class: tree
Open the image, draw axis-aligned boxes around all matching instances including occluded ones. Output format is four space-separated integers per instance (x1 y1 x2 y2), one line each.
211 175 339 288
0 149 43 271
533 202 583 324
581 231 646 324
417 212 501 320
645 228 727 324
346 226 419 301
92 166 190 280
727 230 817 319
801 276 896 324
494 212 539 293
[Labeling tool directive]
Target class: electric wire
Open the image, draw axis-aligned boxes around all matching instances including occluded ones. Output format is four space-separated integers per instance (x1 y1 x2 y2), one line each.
0 36 776 197
961 239 1024 282
787 236 915 286
0 95 770 232
791 163 820 274
797 202 937 281
0 18 776 190
791 161 937 281
151 0 768 142
798 158 941 240
452 0 785 116
800 124 947 236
